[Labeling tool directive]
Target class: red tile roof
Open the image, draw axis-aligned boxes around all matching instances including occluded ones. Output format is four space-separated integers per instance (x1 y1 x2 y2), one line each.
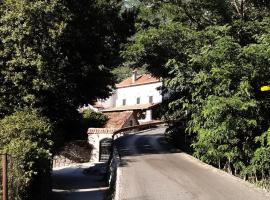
103 111 134 129
116 74 161 88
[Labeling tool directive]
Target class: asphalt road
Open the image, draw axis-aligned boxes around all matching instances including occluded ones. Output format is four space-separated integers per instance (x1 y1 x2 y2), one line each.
115 127 270 200
52 163 107 200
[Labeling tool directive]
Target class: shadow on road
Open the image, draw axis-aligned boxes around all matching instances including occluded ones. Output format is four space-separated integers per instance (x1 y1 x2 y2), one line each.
114 128 270 200
52 189 105 200
115 131 181 167
52 164 107 200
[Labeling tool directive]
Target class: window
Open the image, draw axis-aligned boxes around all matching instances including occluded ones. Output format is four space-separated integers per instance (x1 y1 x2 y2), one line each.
136 97 140 104
149 96 153 104
122 99 126 106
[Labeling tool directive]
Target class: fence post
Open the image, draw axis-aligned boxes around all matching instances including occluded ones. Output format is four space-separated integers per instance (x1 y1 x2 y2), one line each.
2 153 8 200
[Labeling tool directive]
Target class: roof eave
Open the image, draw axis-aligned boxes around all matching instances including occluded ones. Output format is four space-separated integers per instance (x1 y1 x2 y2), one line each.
116 80 162 89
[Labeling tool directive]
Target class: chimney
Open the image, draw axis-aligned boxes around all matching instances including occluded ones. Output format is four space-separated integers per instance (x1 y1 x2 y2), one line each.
132 69 138 83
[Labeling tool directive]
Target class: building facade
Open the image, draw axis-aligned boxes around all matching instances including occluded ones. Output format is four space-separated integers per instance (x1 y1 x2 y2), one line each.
115 71 162 107
88 71 162 163
98 71 162 123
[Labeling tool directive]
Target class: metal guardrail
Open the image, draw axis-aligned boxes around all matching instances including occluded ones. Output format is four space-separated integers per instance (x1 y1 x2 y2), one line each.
111 120 167 140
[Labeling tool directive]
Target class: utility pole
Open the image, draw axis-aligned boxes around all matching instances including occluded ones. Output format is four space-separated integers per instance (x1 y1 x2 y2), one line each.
2 153 8 200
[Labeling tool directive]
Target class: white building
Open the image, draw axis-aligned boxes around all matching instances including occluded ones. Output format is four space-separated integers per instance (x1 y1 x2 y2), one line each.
87 71 162 163
98 70 162 123
116 70 162 106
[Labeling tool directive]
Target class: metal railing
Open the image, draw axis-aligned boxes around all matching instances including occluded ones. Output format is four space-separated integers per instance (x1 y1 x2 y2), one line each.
112 120 167 140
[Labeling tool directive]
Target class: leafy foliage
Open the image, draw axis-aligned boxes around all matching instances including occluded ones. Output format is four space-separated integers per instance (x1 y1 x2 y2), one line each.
0 110 52 148
0 0 135 199
0 0 134 141
123 0 270 187
112 65 134 82
0 110 52 200
81 109 108 130
112 65 147 82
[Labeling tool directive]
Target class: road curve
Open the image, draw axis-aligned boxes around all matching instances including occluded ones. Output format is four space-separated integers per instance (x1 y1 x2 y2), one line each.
115 127 269 200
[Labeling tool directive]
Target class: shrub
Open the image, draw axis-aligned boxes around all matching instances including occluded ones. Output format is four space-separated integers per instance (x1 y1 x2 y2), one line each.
81 109 108 131
0 109 52 149
0 109 53 200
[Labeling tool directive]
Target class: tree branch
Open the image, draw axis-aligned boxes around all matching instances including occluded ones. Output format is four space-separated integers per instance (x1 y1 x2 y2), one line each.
232 0 241 16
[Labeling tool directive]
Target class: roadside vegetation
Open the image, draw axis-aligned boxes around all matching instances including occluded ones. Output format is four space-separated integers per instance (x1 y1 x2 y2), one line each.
0 0 134 199
81 109 108 132
112 65 147 82
0 110 52 199
123 0 270 190
1 0 270 198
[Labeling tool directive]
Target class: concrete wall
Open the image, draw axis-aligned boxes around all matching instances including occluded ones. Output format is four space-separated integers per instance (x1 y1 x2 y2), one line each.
87 111 140 163
97 92 116 109
138 109 153 123
88 128 116 163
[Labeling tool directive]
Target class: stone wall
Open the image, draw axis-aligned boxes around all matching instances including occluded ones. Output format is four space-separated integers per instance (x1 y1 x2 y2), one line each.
52 140 93 168
52 155 77 168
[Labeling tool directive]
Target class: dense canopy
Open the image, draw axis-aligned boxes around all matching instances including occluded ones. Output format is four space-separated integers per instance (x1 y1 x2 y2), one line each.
0 0 134 198
123 0 270 188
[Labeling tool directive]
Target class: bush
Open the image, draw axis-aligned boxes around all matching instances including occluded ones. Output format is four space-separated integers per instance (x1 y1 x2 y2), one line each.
0 109 52 149
165 121 193 153
0 110 53 200
81 109 108 131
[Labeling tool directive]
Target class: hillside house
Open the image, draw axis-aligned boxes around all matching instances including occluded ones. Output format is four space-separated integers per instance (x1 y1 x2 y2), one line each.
98 70 162 123
88 71 162 162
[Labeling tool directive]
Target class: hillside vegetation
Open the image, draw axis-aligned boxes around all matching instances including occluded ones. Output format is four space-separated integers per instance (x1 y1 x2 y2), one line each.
0 0 134 199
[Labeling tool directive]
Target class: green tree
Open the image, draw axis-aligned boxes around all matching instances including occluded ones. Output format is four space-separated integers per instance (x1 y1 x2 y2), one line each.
123 0 270 186
0 0 135 141
81 109 108 131
251 129 270 187
0 0 136 198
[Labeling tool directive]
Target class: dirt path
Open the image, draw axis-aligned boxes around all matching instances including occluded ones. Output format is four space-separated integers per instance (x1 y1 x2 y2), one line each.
115 127 270 200
52 163 107 200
